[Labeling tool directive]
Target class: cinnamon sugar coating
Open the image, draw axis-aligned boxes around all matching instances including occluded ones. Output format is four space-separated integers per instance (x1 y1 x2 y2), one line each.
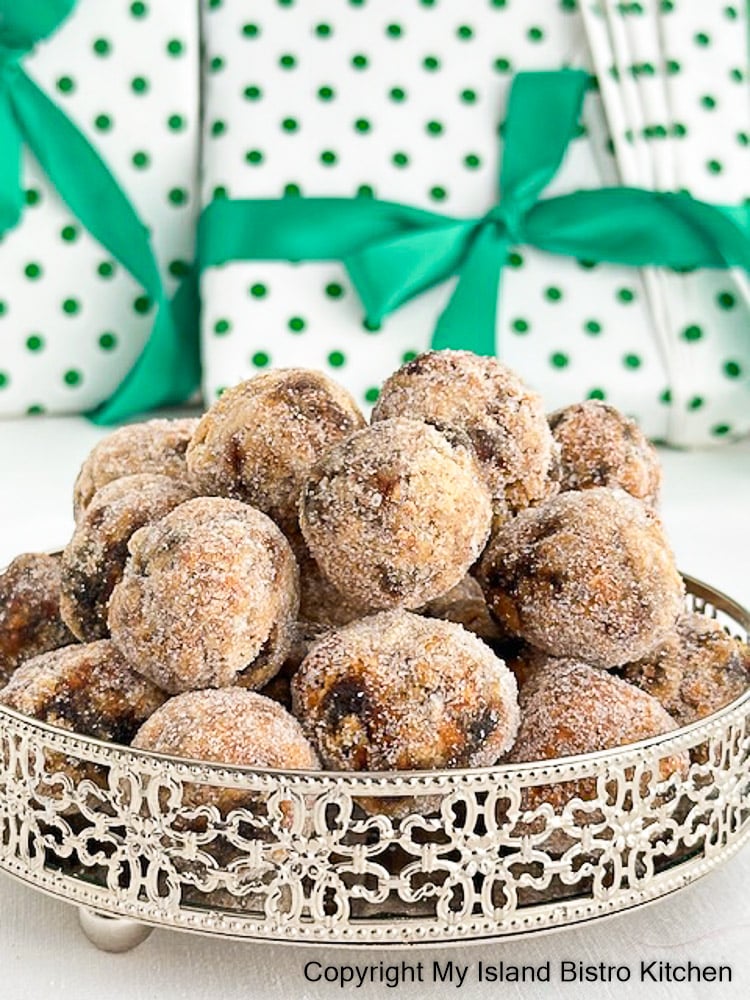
621 611 750 726
507 660 687 816
299 418 492 612
501 644 562 696
260 621 329 710
372 350 559 519
292 611 519 775
0 640 166 744
476 488 684 668
186 369 365 534
549 400 661 507
297 549 363 628
108 497 299 694
0 553 76 685
60 474 195 642
419 575 506 644
73 418 198 519
132 689 319 812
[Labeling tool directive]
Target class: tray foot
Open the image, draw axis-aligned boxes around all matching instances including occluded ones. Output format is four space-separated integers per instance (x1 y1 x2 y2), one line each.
78 908 153 953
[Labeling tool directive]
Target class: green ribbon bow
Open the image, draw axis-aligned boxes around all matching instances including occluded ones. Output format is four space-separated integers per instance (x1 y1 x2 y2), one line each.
0 0 199 424
200 69 750 358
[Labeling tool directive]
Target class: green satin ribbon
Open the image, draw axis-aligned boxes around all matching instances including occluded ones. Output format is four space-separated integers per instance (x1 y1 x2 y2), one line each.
0 0 199 424
200 69 750 358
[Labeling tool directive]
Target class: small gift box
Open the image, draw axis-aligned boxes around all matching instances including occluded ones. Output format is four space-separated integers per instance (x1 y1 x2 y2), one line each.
198 0 749 445
0 0 200 422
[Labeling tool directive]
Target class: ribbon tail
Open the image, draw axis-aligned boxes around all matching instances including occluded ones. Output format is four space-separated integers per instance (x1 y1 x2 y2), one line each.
11 69 199 421
431 226 507 356
345 222 474 324
91 266 201 426
0 82 23 231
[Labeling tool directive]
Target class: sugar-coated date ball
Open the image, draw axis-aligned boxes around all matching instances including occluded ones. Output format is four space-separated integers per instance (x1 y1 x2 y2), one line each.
622 612 750 726
299 418 492 612
60 474 195 642
506 661 688 838
259 621 329 710
73 418 198 520
108 497 299 694
0 640 166 744
372 350 559 519
0 553 76 686
186 369 366 535
501 644 560 696
297 549 364 628
476 488 684 668
505 658 688 852
418 574 506 644
549 400 661 507
132 689 319 813
292 611 519 775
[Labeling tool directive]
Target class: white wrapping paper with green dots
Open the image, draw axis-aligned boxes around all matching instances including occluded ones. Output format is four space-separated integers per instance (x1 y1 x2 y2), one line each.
199 0 747 445
0 0 199 418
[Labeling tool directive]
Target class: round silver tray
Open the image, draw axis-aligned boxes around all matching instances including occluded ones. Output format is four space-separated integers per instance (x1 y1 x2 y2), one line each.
0 576 748 952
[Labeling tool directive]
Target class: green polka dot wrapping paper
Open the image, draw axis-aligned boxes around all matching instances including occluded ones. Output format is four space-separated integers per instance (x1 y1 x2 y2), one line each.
199 0 749 446
0 0 199 418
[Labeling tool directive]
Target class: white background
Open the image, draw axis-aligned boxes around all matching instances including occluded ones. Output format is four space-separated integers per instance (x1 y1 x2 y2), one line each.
0 415 748 1000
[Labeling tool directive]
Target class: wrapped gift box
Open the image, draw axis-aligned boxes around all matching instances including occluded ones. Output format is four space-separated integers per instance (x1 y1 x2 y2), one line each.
0 0 200 418
199 0 748 445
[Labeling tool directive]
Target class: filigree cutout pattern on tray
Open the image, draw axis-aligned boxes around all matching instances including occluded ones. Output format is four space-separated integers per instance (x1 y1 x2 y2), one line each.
0 577 748 945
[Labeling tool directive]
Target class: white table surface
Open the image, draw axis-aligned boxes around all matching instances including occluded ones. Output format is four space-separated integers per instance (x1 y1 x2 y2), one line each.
0 415 749 1000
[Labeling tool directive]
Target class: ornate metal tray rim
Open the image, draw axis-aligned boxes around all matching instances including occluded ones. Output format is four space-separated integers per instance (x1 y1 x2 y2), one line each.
0 572 748 951
4 828 750 951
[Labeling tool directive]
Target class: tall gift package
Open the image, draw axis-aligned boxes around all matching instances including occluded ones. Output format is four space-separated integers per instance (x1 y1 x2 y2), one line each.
198 0 749 445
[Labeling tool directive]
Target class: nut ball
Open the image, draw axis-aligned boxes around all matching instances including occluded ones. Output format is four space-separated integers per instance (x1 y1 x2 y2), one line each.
0 553 76 685
476 488 684 668
622 611 750 726
372 350 559 518
73 418 198 519
108 497 299 694
186 369 366 534
0 640 166 744
299 418 492 612
60 474 195 642
292 611 519 774
132 689 319 813
549 400 661 507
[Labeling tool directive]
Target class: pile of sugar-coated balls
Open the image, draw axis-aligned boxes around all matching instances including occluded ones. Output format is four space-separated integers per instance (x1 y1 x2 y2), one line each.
1 351 748 811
